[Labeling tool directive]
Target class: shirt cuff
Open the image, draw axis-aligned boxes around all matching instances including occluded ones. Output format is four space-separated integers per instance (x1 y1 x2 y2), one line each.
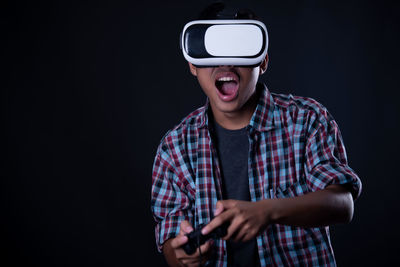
307 163 362 200
155 215 190 252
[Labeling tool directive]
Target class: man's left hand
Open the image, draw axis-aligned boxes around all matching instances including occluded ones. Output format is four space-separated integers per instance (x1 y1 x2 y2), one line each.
201 199 272 242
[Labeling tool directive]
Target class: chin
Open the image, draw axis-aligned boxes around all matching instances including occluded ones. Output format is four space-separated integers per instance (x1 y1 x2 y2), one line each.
215 101 242 113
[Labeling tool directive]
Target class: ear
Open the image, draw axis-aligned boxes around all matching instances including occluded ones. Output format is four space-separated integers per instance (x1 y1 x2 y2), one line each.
259 54 269 75
188 62 198 76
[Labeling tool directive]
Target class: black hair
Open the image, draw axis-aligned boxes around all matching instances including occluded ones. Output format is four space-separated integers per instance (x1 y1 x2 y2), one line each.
197 2 260 20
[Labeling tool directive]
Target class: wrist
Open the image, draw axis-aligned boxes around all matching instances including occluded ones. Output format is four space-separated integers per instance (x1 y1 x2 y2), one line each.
163 239 181 267
259 198 282 224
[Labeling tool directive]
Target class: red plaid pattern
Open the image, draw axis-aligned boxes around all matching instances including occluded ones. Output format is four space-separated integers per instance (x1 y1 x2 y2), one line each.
151 83 361 266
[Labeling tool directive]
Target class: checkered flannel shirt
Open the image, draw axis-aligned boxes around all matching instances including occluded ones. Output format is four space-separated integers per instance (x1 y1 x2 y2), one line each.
151 83 361 266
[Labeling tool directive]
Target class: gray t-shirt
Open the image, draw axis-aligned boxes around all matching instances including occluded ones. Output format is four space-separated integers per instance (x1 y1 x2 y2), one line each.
212 120 260 267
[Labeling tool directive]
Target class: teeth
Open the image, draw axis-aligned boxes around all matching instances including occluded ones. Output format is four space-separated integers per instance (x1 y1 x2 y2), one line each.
217 77 235 82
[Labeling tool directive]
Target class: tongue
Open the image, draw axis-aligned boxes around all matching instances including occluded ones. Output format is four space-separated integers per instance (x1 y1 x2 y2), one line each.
220 81 238 95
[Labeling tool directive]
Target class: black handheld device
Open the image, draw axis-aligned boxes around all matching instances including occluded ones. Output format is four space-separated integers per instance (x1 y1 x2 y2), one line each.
182 223 228 255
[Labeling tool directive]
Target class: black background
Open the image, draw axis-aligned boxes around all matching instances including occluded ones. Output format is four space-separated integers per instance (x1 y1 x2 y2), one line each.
2 0 399 266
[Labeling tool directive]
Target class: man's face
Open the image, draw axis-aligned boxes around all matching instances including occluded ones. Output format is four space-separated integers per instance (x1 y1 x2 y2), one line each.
189 57 267 121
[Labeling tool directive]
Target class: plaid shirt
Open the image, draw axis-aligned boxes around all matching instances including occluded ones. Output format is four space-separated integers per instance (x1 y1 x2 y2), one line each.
151 83 361 266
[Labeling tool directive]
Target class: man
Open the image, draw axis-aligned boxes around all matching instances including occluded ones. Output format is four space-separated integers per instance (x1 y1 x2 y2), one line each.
151 3 361 266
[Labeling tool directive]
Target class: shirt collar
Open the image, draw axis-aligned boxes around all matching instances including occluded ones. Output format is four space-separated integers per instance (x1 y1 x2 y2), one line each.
249 83 276 132
198 83 276 132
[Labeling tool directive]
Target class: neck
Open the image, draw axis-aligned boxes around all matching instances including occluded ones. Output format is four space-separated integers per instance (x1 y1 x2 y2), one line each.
212 91 259 130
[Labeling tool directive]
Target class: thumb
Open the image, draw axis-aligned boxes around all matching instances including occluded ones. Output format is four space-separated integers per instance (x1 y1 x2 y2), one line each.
179 220 193 235
214 200 236 216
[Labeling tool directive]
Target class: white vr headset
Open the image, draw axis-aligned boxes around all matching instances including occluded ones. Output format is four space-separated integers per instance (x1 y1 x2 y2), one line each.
180 19 268 67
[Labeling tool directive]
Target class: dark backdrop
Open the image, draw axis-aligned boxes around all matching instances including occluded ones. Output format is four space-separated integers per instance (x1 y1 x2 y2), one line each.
2 0 399 266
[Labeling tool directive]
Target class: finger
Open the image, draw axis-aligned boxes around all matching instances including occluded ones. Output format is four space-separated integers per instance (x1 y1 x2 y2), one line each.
179 220 194 235
181 240 213 263
201 210 233 235
201 249 213 266
182 259 203 267
170 235 188 249
197 239 214 255
223 217 242 241
214 200 237 216
213 201 224 216
199 240 215 264
180 257 200 266
232 228 248 242
179 240 214 265
218 199 238 210
241 230 257 243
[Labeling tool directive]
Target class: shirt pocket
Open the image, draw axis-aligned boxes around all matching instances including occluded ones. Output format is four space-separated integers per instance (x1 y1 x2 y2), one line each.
269 180 330 259
274 180 309 199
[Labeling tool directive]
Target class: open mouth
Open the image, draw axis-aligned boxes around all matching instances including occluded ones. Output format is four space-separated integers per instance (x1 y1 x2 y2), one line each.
215 73 239 102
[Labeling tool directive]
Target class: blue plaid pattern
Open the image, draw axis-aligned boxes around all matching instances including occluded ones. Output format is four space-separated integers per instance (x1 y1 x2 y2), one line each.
151 83 361 266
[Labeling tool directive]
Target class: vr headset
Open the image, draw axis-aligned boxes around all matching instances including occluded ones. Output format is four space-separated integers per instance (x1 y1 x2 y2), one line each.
180 19 268 67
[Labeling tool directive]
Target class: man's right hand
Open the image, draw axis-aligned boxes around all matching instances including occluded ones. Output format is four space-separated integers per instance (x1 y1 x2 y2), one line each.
163 220 214 267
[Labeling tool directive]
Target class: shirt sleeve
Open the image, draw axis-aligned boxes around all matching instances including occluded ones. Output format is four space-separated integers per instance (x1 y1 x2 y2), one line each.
151 144 193 252
304 111 362 200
